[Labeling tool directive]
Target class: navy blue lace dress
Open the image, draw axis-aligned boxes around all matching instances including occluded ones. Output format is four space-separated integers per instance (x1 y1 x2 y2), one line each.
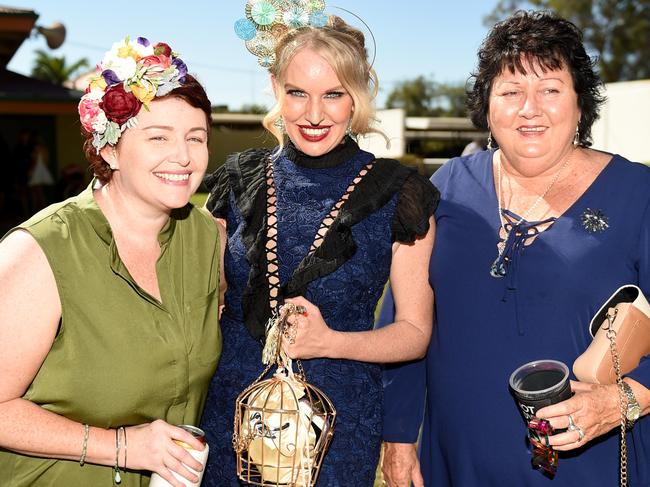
201 138 438 486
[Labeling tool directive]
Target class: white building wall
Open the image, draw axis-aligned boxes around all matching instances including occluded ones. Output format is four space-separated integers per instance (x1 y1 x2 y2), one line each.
591 79 650 164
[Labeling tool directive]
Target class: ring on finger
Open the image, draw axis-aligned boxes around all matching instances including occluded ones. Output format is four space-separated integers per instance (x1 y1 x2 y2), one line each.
567 414 576 431
282 321 297 344
575 425 585 442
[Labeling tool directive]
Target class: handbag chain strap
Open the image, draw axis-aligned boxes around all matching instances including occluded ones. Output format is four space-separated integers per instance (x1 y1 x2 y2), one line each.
605 307 629 487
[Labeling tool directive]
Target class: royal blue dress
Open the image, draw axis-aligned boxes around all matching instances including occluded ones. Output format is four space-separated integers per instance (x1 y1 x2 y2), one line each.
380 150 650 486
201 138 438 486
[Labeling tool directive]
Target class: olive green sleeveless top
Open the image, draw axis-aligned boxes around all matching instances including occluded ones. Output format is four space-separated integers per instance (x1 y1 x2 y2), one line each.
0 184 222 486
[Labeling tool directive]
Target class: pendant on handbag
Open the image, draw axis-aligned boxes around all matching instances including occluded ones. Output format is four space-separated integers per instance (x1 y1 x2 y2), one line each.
581 208 609 233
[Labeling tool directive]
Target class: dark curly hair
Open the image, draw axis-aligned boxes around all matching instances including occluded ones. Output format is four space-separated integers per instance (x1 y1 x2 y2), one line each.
82 74 212 184
467 10 605 147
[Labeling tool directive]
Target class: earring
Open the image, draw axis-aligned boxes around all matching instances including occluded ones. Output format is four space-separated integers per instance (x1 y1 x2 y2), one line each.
487 131 493 150
573 126 580 146
345 119 353 137
273 117 286 134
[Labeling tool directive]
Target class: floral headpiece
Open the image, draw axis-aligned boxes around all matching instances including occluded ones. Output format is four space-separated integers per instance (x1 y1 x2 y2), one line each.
78 36 188 151
234 0 329 68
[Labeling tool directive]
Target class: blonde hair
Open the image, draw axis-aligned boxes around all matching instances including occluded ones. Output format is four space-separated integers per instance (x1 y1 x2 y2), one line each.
263 16 379 148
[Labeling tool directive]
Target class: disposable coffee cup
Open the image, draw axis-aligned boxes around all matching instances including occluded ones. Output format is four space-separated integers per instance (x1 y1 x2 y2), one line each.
509 359 572 422
149 425 209 487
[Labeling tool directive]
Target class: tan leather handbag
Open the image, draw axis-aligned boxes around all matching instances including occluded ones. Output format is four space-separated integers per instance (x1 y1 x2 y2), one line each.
573 285 650 384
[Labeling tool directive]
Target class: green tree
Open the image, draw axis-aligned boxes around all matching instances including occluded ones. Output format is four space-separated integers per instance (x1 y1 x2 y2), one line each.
385 76 467 117
31 49 89 86
433 82 468 117
386 76 437 116
486 0 650 82
238 103 269 114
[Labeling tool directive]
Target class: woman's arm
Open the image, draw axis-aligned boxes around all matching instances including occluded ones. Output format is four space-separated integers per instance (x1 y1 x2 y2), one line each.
285 217 435 363
0 231 204 486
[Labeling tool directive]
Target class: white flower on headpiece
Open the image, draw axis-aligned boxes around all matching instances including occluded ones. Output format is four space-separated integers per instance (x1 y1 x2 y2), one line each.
101 38 154 81
101 54 137 83
106 37 153 61
283 8 309 28
91 110 108 134
132 39 154 58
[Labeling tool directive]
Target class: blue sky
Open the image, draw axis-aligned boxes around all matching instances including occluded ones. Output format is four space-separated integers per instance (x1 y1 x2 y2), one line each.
7 0 498 110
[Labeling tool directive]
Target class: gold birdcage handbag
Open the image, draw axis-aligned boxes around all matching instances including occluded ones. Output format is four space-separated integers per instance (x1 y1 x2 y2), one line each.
233 303 336 486
231 156 376 486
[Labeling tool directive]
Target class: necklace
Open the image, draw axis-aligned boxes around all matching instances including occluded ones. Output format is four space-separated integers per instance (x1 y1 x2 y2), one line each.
491 149 574 277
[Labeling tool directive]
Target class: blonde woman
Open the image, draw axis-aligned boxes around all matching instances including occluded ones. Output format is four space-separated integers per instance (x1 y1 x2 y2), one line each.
201 14 438 487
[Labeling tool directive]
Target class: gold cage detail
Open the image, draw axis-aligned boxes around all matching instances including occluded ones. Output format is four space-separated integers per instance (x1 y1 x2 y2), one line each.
233 304 336 486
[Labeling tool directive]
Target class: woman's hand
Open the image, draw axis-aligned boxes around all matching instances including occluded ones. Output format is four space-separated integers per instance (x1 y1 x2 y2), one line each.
381 442 424 487
127 420 206 486
282 296 337 360
536 380 621 451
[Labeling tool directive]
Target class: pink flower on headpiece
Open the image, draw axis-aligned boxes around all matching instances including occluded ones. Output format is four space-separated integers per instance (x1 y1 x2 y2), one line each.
78 92 104 132
100 84 142 125
153 42 172 57
140 54 172 70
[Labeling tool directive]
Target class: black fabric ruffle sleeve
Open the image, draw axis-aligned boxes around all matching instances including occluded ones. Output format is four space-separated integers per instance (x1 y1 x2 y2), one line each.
392 171 440 243
284 160 439 297
205 148 273 342
204 163 230 219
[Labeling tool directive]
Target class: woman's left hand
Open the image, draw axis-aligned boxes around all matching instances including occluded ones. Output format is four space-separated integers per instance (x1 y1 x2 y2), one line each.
536 380 621 451
282 296 337 360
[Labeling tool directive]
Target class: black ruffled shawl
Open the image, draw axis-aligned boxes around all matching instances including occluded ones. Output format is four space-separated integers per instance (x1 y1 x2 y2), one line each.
204 147 440 342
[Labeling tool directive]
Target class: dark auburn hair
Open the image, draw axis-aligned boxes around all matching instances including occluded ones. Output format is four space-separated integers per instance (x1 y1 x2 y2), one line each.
467 10 605 147
82 74 212 184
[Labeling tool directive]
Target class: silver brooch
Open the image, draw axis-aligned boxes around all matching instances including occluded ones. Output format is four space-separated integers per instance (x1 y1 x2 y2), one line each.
581 208 609 233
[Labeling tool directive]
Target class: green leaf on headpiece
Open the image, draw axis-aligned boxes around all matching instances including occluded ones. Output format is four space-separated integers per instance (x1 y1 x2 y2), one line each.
104 122 121 145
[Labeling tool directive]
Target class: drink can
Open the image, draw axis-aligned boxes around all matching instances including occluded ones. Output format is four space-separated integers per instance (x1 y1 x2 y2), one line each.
149 425 209 487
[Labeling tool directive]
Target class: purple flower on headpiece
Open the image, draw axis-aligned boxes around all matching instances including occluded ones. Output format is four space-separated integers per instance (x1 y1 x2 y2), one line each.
137 37 150 47
102 69 121 86
172 58 188 79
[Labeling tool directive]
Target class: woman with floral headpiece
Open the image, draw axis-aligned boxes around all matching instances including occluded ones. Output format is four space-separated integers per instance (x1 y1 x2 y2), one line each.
0 37 224 487
200 5 438 486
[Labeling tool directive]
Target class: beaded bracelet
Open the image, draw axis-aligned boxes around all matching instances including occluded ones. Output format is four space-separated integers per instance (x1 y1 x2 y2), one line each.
79 423 89 466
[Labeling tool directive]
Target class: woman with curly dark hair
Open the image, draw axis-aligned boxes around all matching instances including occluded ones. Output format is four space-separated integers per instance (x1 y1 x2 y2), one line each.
379 10 650 487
